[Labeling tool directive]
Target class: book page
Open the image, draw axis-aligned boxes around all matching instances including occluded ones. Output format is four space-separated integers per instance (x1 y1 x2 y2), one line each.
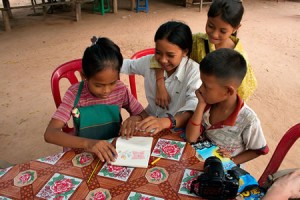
112 136 153 168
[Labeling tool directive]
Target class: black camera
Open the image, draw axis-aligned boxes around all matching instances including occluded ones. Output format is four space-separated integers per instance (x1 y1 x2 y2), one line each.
191 156 239 200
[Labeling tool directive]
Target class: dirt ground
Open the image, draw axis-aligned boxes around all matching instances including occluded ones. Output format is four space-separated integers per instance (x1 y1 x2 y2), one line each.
0 0 299 180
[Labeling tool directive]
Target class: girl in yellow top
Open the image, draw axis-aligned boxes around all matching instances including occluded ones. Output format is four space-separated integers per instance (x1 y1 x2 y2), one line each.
153 0 257 106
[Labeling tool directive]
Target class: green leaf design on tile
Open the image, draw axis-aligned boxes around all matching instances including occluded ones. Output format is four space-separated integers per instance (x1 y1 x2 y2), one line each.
180 187 190 192
100 167 116 177
160 170 167 180
183 176 192 182
160 151 168 158
174 154 179 159
48 174 64 186
71 178 81 185
129 192 142 200
105 191 110 198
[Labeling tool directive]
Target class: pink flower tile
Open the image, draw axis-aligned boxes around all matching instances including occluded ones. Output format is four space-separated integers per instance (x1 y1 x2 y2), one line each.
151 139 186 161
97 163 134 182
36 173 82 200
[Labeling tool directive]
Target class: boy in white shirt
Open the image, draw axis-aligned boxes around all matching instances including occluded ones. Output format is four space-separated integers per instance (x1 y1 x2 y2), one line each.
186 48 268 165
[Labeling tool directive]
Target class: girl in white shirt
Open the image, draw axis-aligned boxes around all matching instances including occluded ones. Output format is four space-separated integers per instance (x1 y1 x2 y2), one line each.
121 21 201 136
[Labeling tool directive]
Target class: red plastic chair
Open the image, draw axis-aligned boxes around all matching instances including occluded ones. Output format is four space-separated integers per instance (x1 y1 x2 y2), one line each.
129 48 155 100
258 123 300 186
51 59 83 133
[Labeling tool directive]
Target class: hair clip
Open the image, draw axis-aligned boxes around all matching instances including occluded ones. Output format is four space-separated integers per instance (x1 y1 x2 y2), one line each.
91 36 98 45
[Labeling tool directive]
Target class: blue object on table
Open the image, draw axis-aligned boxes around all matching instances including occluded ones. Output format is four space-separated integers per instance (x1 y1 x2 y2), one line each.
192 141 266 199
93 0 111 15
136 0 148 13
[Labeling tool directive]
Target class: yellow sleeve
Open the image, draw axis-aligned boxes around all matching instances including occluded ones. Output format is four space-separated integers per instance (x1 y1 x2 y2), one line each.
233 38 257 101
190 33 207 64
237 62 257 101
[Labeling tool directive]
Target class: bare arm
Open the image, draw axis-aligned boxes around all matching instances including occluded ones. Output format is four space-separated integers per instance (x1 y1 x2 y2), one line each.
186 89 207 143
120 110 149 139
175 111 193 129
136 111 193 136
230 149 261 165
44 118 117 163
155 68 170 109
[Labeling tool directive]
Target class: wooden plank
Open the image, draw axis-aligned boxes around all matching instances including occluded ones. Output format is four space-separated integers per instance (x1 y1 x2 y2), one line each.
13 2 72 9
113 0 117 13
1 9 11 31
131 0 134 11
76 2 81 21
0 0 95 31
2 0 13 17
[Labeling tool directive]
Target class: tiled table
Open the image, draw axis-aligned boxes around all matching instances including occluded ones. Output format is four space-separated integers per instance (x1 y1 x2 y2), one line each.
0 130 204 199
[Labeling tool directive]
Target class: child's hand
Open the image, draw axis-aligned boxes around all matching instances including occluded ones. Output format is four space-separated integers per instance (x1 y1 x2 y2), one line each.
155 77 171 110
195 88 207 107
120 116 141 139
136 116 169 136
217 148 232 158
86 140 117 163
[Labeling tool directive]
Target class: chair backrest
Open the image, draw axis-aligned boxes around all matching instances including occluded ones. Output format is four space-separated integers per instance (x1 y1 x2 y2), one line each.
51 59 83 133
258 123 300 186
129 48 155 100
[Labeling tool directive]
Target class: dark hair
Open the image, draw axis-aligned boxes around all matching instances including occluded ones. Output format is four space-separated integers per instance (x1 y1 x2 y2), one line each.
208 0 244 29
82 37 123 79
200 48 247 85
154 21 193 57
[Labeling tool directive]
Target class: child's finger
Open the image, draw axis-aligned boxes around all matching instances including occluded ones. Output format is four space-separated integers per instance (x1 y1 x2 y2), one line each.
96 152 105 162
126 128 133 139
103 152 114 164
104 146 117 162
120 127 127 138
136 117 154 130
217 148 226 153
107 143 117 157
150 128 161 136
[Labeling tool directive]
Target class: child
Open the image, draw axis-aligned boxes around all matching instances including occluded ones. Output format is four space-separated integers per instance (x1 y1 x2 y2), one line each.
185 48 268 165
154 0 257 108
121 21 201 135
44 37 148 163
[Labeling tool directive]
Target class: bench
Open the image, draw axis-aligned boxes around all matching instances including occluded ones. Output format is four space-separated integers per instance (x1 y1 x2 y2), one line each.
0 0 94 32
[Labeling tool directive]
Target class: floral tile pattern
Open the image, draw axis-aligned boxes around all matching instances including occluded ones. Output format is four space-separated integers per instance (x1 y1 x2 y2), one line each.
0 166 12 178
72 152 94 168
36 173 82 200
36 152 65 165
97 163 134 182
151 139 186 161
14 170 37 187
85 188 111 200
127 192 164 200
145 167 169 184
178 169 203 197
0 196 12 200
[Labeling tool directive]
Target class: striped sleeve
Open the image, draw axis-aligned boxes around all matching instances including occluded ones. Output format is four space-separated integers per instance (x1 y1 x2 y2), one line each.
52 84 78 123
122 86 144 116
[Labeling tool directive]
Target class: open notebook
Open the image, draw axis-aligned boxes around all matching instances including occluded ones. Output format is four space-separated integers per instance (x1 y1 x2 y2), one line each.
112 136 153 168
